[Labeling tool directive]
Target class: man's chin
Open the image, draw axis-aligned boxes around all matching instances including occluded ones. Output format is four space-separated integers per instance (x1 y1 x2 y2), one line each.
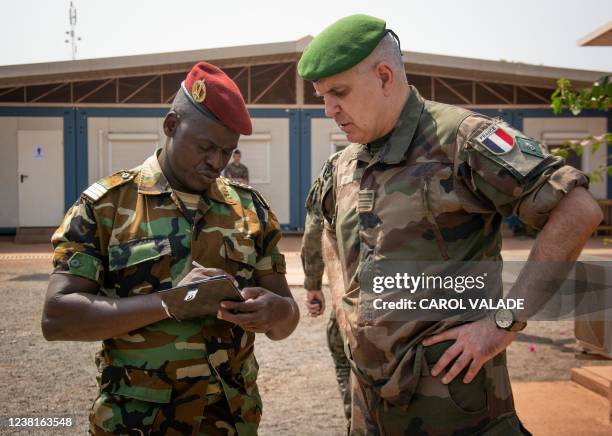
184 179 214 193
346 132 365 144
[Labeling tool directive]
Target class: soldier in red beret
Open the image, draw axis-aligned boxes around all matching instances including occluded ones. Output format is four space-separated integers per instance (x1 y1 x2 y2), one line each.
43 61 299 435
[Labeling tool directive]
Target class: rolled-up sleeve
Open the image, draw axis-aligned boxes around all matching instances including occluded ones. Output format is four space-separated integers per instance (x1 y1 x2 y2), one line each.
457 115 590 230
51 198 105 285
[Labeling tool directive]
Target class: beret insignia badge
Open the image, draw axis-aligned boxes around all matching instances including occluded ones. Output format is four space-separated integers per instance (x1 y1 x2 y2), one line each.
192 79 207 103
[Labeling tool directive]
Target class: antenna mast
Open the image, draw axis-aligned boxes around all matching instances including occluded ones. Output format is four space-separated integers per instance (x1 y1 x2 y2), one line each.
64 1 81 60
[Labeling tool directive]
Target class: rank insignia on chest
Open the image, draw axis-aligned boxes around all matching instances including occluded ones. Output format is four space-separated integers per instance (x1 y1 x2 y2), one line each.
516 136 544 158
476 125 515 155
358 189 375 212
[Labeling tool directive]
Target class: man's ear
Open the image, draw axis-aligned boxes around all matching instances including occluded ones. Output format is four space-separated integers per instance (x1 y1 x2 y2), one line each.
375 63 395 96
163 112 179 137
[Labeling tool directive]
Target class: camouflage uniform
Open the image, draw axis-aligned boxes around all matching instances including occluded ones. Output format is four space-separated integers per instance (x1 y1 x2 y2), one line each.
52 153 286 436
300 152 351 420
320 87 588 435
223 163 250 183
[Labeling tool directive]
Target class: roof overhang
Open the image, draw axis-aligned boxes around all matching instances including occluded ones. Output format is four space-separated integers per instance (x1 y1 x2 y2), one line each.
0 35 608 89
578 21 612 46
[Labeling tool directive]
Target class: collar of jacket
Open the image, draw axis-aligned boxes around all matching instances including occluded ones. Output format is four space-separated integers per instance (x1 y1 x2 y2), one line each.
136 151 236 205
351 85 424 165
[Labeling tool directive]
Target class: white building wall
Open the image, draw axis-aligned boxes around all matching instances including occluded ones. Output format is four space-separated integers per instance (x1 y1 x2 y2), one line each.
87 117 165 184
523 117 608 199
86 116 291 224
239 118 290 224
0 116 63 228
310 118 346 183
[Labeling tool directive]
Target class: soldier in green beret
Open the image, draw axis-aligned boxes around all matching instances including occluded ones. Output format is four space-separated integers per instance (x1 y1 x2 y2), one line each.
299 14 602 435
42 61 299 435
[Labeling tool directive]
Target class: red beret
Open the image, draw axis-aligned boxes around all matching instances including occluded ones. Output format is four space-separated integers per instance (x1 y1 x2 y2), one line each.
183 62 252 135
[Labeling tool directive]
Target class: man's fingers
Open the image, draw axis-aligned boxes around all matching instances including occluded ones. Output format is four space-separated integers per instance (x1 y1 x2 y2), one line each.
220 299 261 313
306 303 321 312
216 308 269 333
217 307 258 323
441 353 473 385
191 264 222 276
241 287 265 300
430 344 462 377
190 263 238 286
463 359 483 384
422 328 459 347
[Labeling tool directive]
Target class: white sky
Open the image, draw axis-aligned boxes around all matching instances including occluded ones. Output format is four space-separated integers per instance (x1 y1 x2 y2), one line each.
1 0 611 73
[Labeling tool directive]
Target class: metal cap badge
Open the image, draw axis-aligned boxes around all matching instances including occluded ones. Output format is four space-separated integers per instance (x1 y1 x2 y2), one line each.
191 79 206 103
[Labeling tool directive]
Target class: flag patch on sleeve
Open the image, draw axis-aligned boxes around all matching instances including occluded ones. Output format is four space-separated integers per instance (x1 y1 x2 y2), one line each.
476 125 515 155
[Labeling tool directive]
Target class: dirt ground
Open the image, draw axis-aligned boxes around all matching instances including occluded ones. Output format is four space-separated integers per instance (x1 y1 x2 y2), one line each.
0 258 610 435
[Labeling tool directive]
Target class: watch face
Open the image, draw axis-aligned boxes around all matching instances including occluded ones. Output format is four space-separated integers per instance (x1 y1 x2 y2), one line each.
495 309 514 329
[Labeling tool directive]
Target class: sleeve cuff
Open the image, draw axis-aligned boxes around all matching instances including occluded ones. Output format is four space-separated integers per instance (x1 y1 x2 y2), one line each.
304 276 323 291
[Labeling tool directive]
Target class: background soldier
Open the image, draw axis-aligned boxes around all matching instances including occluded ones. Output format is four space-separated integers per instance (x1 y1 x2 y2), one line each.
223 149 250 184
42 61 299 435
300 151 351 423
298 14 602 435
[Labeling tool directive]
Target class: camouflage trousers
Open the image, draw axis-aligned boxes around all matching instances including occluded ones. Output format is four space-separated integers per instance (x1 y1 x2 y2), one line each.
349 341 531 436
327 309 351 421
89 378 248 436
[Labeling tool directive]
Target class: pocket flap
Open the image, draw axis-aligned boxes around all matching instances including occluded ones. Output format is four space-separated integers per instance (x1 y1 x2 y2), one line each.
223 235 256 265
109 367 173 404
108 237 172 271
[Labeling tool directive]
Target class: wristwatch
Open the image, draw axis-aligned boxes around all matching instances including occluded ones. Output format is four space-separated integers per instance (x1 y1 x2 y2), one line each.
493 308 527 332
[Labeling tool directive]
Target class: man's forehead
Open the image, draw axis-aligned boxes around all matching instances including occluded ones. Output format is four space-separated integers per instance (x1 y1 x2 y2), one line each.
187 125 239 149
313 77 349 96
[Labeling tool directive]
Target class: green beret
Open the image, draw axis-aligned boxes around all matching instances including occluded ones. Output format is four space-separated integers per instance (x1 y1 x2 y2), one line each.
298 14 386 81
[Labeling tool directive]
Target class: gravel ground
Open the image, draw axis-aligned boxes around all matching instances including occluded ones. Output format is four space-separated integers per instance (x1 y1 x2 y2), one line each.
0 259 609 435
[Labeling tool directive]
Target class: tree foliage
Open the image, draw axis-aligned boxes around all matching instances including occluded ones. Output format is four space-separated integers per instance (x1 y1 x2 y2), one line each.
549 75 611 183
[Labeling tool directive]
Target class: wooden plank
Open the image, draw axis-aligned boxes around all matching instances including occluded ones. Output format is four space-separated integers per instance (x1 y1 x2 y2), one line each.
571 366 612 398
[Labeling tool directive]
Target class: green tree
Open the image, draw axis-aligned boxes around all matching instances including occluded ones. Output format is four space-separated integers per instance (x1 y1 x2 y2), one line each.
550 75 612 183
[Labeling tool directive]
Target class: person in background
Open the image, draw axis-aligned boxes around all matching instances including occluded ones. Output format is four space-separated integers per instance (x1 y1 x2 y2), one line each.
223 149 250 184
300 151 351 425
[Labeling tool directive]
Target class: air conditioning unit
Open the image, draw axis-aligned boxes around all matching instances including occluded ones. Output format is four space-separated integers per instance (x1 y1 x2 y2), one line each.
574 261 612 359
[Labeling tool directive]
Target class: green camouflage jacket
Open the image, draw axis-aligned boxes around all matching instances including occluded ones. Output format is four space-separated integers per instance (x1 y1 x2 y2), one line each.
321 86 588 406
52 153 285 435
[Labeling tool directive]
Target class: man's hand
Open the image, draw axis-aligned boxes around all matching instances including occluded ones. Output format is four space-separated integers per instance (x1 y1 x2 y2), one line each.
422 319 516 384
178 264 238 288
306 290 325 317
217 287 294 334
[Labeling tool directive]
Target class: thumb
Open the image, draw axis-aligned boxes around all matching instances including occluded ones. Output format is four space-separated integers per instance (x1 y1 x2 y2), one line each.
241 287 265 301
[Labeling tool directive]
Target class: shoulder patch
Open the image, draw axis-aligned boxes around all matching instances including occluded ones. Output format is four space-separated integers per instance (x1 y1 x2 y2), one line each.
516 136 544 158
476 124 515 155
468 120 553 181
82 182 108 202
81 170 136 203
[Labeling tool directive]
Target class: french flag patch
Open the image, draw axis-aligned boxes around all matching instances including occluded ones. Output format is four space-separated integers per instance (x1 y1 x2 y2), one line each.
476 125 515 155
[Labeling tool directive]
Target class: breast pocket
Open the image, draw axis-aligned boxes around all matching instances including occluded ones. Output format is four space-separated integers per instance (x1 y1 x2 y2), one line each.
222 234 257 287
107 237 175 297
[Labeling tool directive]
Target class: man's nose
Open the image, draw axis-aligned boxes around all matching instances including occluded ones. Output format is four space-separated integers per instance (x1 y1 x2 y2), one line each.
324 96 340 118
206 149 225 171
